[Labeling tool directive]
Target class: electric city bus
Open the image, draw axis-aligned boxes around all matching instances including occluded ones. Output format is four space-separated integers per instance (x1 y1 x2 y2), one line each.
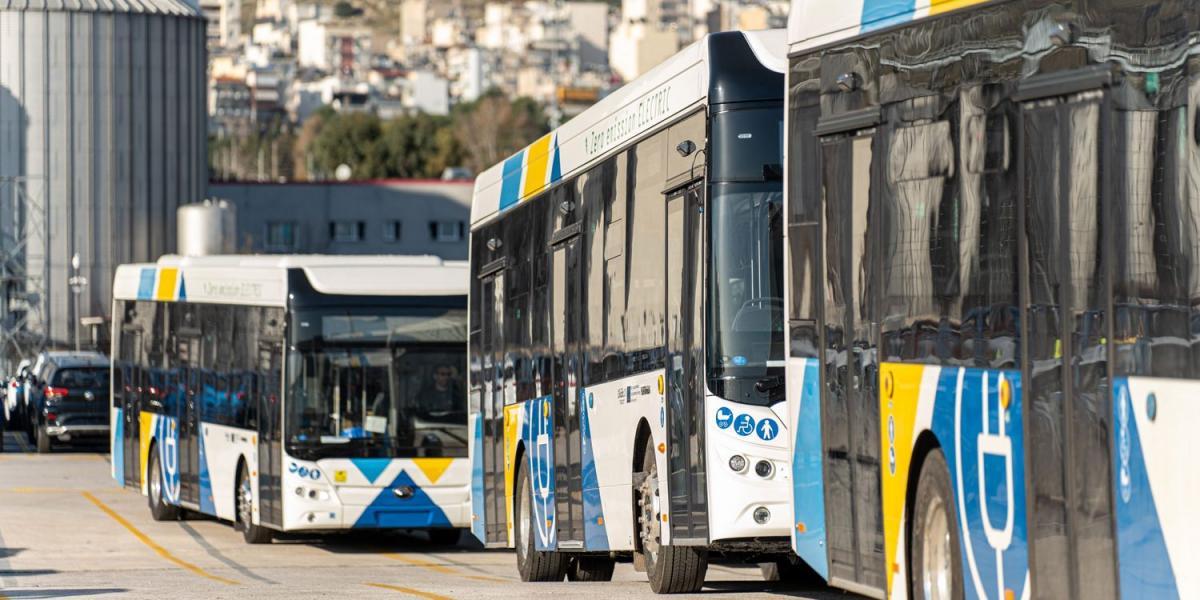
111 255 470 544
468 30 794 592
783 0 1200 598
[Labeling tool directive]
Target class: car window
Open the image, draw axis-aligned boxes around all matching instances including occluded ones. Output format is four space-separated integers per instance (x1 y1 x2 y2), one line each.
50 368 109 390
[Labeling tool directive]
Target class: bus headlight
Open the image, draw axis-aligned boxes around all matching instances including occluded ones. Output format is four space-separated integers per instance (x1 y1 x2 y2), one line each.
754 460 774 478
729 455 747 472
753 506 771 524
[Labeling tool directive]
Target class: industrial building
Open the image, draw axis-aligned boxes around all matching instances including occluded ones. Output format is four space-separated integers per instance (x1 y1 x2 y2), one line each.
207 180 471 259
0 0 208 366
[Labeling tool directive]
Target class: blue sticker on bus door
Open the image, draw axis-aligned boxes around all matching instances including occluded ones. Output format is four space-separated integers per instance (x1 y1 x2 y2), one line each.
523 395 556 551
715 407 734 429
733 414 756 437
757 418 778 441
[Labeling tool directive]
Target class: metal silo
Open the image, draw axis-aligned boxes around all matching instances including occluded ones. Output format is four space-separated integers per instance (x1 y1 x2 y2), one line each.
0 0 207 364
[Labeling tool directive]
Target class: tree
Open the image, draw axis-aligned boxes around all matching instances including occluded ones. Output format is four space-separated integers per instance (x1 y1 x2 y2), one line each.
452 90 550 174
309 112 388 179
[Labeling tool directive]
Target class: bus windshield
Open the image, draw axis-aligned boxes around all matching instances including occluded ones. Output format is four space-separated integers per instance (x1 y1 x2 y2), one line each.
707 107 785 405
286 305 468 460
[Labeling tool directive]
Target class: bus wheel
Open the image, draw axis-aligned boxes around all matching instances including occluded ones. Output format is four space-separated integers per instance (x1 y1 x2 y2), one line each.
147 446 180 521
567 555 616 582
237 465 272 544
910 449 962 600
636 438 706 594
514 458 566 581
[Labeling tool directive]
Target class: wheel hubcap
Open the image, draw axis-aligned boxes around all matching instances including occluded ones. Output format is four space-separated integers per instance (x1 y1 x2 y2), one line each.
638 461 661 565
238 474 253 528
149 458 162 504
517 474 531 561
921 495 952 600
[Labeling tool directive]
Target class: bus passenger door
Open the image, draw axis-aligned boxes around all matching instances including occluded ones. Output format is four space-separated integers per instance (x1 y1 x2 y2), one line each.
176 323 202 506
1017 78 1117 600
119 326 142 488
665 182 707 543
550 233 584 548
819 129 885 593
478 270 507 546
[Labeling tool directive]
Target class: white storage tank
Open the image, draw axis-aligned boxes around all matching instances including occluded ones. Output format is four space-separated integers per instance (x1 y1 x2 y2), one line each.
178 200 237 256
0 0 207 354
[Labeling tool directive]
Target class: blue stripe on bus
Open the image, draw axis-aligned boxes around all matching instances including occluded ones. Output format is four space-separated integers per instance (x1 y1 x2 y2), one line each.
137 268 156 300
470 417 487 542
499 151 525 211
1113 378 1179 598
524 395 556 551
199 427 216 515
350 458 390 485
791 358 827 579
861 0 914 31
580 390 609 551
112 408 124 484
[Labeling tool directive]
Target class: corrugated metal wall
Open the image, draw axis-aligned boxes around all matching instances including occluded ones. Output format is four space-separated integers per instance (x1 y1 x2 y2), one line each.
0 6 206 352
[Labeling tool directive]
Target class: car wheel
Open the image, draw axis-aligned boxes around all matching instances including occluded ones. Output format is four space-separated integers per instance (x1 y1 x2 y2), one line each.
148 446 181 521
237 465 272 544
35 425 51 453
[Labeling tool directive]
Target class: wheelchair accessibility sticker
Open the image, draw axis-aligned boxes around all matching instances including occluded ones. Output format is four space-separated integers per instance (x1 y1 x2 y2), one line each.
733 414 755 437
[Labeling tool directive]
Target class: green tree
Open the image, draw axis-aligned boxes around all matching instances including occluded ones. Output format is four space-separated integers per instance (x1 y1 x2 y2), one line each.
309 112 388 179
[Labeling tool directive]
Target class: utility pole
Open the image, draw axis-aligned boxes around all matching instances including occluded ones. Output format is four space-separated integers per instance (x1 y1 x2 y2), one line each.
548 0 563 129
68 253 87 352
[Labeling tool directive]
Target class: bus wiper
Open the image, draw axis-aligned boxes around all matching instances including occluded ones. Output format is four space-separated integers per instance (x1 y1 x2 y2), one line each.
755 375 784 394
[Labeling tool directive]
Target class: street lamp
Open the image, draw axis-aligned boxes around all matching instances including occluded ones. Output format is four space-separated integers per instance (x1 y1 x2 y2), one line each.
68 253 88 352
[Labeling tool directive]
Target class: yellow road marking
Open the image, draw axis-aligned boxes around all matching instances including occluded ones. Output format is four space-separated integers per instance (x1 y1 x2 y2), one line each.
81 491 240 586
365 582 455 600
382 553 508 583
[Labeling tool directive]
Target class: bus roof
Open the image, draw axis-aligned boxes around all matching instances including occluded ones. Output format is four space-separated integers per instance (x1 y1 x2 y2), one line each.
112 254 468 306
470 29 786 229
787 0 992 53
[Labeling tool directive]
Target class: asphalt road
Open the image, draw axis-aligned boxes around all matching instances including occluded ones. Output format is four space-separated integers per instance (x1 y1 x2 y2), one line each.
0 431 859 599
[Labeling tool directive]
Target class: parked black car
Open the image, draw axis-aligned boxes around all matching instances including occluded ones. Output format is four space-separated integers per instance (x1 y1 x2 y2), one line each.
26 351 110 453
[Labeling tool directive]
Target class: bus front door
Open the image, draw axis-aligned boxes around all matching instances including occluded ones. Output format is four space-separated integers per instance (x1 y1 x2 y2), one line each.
665 182 707 543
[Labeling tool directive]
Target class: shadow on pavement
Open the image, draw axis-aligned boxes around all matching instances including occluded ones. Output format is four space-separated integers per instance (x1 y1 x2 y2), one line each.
0 569 58 577
1 589 127 598
704 579 865 598
0 548 24 559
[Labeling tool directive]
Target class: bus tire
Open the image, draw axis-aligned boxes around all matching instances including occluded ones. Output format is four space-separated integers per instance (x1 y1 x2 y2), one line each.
514 458 566 581
147 446 180 521
35 424 51 453
237 464 272 544
910 449 963 600
636 437 707 594
567 555 616 582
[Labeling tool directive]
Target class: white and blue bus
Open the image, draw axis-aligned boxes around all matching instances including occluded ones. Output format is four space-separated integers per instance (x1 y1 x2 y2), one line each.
468 30 796 592
784 0 1200 598
111 255 471 544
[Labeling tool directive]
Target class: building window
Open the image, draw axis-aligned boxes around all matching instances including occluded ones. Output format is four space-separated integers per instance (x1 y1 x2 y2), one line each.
430 220 465 242
383 221 402 242
330 220 365 242
266 221 298 250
